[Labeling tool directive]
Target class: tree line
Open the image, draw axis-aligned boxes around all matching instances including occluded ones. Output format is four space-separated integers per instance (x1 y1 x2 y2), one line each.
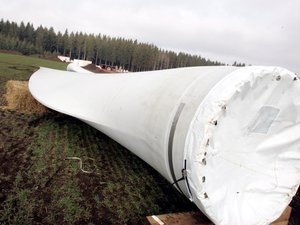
0 19 238 71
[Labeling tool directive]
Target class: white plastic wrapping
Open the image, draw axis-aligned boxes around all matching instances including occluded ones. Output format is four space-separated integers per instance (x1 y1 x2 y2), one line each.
184 67 300 224
29 66 300 225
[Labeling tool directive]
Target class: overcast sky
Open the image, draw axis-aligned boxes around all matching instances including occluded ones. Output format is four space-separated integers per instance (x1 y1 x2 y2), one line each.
0 0 299 73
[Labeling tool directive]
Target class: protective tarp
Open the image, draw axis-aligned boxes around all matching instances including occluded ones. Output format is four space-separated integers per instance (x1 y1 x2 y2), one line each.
29 66 300 225
184 67 300 224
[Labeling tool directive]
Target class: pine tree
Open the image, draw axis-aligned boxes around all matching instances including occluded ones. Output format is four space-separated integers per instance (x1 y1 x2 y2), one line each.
0 18 228 71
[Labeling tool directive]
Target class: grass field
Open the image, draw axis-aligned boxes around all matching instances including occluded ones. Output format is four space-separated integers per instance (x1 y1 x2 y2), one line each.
0 53 200 224
0 53 67 105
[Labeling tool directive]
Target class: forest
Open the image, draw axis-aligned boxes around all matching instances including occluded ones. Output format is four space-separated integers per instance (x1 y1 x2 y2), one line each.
0 19 245 72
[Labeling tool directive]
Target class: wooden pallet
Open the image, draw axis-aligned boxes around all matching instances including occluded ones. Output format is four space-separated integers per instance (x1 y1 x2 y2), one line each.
147 207 291 225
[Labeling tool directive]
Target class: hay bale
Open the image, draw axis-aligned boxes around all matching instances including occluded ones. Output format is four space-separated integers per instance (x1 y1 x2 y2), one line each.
4 80 48 113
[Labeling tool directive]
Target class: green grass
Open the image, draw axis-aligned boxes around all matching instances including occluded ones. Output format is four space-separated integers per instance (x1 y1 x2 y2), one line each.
0 53 67 105
0 53 67 70
0 52 200 225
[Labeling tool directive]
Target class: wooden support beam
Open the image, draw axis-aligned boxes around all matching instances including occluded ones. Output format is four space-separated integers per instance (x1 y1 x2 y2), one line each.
147 207 292 225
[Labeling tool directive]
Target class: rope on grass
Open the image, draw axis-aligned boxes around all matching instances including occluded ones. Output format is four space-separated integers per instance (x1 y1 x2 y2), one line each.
65 156 94 174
